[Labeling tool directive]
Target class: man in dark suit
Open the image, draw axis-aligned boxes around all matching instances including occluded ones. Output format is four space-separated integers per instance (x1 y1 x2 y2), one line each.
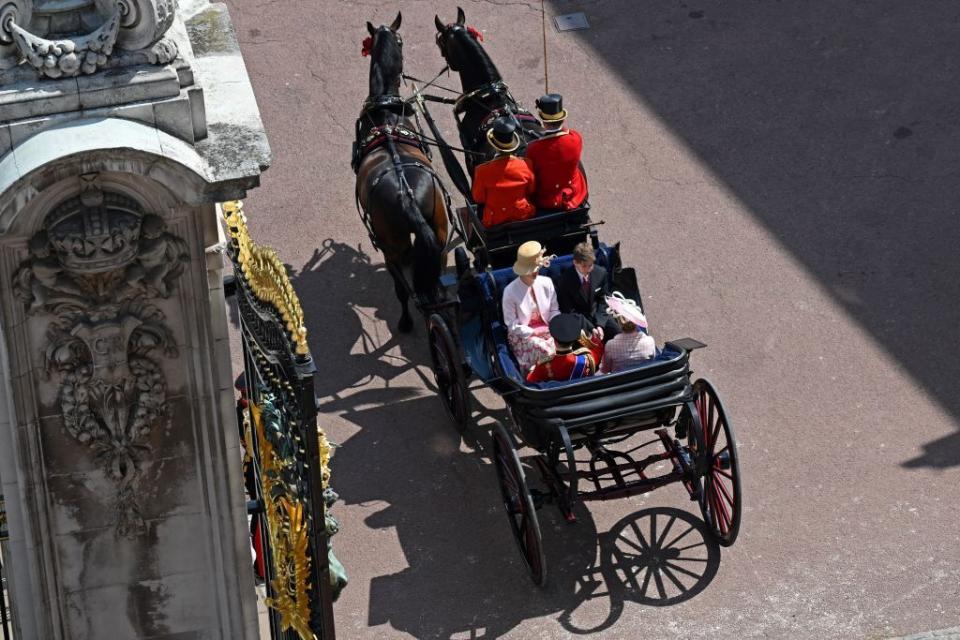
556 241 619 341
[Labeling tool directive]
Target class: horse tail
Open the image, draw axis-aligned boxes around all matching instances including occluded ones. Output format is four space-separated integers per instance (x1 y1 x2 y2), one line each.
384 136 441 302
399 184 442 303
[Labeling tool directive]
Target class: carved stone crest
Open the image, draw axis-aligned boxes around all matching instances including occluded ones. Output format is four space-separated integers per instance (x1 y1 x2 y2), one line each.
14 183 189 537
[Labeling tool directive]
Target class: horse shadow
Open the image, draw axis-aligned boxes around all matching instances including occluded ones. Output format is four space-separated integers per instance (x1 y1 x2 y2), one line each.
286 239 433 401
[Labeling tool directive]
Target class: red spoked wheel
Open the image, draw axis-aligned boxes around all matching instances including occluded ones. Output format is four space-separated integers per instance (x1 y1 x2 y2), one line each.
491 422 547 586
428 314 471 431
692 378 742 546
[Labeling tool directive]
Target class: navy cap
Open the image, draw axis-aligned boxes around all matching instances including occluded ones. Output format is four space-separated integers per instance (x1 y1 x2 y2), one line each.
549 313 583 344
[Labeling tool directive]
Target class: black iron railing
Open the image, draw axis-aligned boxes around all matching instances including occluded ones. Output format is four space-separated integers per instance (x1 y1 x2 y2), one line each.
222 202 340 640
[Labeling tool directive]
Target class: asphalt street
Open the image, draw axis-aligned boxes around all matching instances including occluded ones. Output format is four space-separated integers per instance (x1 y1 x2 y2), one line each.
221 1 960 638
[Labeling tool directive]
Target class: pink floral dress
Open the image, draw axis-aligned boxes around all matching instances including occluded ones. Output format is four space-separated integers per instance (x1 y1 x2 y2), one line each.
507 286 556 372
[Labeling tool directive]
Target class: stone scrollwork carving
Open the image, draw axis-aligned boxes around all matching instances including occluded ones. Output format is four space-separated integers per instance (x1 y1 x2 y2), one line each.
9 7 119 78
14 186 189 537
108 0 177 51
0 0 32 69
1 0 178 76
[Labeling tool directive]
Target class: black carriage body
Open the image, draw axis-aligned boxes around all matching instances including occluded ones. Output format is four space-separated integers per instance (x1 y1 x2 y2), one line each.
408 58 741 589
454 238 732 514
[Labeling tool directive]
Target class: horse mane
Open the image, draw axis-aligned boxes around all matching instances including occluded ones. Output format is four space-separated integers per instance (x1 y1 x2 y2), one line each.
452 27 502 87
368 30 403 99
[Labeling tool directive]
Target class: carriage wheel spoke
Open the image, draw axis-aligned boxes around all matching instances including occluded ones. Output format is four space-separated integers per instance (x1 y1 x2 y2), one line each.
710 483 731 533
703 402 720 444
713 472 735 508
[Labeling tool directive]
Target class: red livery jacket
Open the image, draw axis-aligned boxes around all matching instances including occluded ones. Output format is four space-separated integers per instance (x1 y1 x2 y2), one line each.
526 334 604 383
471 155 537 227
524 128 588 210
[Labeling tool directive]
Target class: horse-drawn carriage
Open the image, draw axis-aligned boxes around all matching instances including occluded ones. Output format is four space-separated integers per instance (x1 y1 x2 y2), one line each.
354 9 743 586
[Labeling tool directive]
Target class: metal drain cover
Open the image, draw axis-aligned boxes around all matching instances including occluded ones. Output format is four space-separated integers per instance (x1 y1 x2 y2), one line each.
555 12 590 32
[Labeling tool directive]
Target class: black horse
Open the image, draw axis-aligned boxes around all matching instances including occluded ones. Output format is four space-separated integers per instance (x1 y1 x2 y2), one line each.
354 14 449 332
434 7 543 175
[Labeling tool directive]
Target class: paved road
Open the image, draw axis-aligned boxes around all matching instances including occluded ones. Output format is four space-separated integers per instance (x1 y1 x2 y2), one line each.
222 1 960 638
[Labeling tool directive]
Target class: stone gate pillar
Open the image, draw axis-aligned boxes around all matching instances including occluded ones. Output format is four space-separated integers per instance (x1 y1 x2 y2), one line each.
0 0 270 638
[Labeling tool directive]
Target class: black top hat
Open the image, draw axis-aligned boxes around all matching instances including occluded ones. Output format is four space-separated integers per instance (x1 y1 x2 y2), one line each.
536 93 567 122
486 117 520 153
549 313 583 345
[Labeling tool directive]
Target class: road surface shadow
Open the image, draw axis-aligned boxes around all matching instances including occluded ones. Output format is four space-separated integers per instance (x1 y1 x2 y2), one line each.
547 0 960 468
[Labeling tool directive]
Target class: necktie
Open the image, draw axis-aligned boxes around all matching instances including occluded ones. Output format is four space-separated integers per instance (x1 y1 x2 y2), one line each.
581 275 590 300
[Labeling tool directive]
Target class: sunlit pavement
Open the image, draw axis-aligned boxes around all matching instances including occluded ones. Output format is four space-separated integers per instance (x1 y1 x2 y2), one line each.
222 1 960 638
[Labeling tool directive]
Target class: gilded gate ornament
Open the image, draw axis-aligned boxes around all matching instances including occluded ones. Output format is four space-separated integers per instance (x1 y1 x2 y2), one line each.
251 395 316 640
13 187 189 537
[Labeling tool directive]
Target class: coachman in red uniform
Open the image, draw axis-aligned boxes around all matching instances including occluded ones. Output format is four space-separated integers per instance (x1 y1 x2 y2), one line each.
525 93 589 211
526 314 605 383
471 118 537 227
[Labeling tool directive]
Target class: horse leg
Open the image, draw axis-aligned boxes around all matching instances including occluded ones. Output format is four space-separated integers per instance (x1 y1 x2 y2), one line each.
391 267 414 333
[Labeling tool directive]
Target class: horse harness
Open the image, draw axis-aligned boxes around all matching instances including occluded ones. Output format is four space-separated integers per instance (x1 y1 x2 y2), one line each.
354 107 453 254
453 80 542 150
352 96 431 173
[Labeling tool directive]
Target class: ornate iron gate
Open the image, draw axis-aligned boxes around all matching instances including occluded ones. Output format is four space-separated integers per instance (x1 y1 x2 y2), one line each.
222 201 343 640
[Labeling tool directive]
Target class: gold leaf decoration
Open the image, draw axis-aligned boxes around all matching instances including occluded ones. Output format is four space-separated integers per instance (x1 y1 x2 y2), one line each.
317 426 333 490
250 400 316 640
222 200 309 356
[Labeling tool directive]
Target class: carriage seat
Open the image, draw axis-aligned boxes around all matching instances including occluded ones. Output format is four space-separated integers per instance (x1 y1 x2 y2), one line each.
485 243 616 299
475 244 619 384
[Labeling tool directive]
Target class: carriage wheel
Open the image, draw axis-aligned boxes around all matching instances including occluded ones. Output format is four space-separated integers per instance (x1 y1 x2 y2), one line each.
428 314 471 430
692 378 742 546
491 422 547 586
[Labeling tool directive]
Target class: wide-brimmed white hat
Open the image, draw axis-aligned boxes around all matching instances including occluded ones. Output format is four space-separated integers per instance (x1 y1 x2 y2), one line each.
513 241 552 276
605 291 648 328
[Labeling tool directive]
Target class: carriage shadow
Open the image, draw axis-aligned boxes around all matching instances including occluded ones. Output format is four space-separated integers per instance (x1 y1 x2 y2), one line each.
545 0 960 468
285 239 721 637
556 507 720 635
334 393 722 638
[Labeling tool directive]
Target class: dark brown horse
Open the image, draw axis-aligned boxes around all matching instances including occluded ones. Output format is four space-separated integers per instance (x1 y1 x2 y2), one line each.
354 14 449 332
434 7 543 175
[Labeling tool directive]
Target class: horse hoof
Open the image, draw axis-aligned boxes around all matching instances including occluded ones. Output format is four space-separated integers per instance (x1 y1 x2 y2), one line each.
398 316 414 333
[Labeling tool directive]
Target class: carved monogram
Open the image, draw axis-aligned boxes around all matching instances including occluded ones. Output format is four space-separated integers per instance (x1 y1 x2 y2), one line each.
13 188 189 537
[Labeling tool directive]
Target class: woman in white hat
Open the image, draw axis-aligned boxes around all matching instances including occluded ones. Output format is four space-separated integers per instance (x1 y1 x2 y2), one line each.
502 240 560 371
598 292 656 374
